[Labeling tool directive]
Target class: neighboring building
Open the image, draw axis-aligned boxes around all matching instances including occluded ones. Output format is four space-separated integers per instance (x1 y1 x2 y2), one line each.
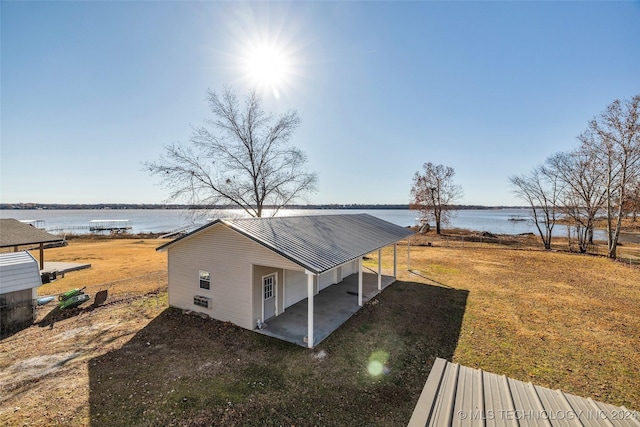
0 218 65 270
157 214 414 348
409 358 639 427
0 251 42 334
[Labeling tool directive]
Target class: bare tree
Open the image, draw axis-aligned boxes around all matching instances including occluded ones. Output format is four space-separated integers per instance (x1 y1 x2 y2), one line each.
624 180 640 222
410 163 462 234
546 148 606 252
579 95 640 259
145 87 318 217
509 165 562 250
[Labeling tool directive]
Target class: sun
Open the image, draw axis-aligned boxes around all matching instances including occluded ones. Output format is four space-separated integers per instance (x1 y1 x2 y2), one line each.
242 42 292 99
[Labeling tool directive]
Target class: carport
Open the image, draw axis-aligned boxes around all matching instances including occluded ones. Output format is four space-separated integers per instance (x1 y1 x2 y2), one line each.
257 271 395 347
0 219 65 270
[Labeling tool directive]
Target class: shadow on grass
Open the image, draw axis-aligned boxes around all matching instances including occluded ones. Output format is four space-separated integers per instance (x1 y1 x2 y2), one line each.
88 281 467 427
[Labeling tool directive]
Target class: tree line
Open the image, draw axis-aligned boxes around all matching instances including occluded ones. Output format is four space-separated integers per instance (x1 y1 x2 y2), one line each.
509 94 640 259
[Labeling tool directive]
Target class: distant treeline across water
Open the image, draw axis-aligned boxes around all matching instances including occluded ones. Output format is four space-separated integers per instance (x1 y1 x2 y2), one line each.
0 207 609 240
0 203 524 211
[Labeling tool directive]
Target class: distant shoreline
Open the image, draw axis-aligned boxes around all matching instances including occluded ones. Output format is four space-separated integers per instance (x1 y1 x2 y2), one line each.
0 203 526 210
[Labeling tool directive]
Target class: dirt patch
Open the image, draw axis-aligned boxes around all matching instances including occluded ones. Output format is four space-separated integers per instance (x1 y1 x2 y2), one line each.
0 283 467 426
1 352 82 391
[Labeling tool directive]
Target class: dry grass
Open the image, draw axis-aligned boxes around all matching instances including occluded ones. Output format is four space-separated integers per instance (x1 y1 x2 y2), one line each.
373 236 640 409
36 237 167 297
1 235 638 426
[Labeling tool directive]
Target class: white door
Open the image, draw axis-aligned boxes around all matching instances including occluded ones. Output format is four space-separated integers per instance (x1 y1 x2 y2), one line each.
263 274 276 320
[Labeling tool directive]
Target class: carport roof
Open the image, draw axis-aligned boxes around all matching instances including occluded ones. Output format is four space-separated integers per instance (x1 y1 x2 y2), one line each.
0 218 64 248
157 213 414 274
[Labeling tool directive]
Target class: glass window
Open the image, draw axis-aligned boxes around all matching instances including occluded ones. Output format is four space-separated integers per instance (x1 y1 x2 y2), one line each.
199 270 210 290
263 276 274 299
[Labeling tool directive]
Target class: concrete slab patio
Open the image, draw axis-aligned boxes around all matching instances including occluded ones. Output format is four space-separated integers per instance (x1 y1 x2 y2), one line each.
41 261 91 277
257 272 396 347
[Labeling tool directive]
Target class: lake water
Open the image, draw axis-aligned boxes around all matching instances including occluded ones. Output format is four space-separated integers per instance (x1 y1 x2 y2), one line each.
0 207 612 240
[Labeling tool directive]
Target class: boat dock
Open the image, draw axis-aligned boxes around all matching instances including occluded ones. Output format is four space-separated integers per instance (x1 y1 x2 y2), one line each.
46 220 133 234
88 220 132 233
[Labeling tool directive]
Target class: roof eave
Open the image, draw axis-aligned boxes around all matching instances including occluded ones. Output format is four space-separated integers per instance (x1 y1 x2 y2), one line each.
155 219 224 252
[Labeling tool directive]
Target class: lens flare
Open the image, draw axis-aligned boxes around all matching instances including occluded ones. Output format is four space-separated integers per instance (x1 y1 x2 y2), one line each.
367 350 390 377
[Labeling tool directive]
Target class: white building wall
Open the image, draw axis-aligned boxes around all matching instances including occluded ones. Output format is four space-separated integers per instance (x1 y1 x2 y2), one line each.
318 270 335 291
341 259 357 277
166 224 303 330
284 269 307 309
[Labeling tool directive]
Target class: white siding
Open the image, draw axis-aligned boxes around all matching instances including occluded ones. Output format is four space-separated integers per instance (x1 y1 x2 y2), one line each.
342 259 357 277
166 224 303 330
0 252 41 294
318 270 335 291
284 269 307 309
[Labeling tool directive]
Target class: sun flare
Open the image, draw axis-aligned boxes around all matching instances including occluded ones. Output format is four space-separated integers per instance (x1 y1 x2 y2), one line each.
242 42 292 99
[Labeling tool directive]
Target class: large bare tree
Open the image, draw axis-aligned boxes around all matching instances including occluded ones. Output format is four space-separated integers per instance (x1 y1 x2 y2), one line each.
579 95 640 258
145 87 318 217
410 162 462 234
509 165 562 250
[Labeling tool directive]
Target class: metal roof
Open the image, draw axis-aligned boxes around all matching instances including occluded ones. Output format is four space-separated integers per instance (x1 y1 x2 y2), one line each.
157 214 414 274
0 251 42 293
409 358 639 427
0 218 63 248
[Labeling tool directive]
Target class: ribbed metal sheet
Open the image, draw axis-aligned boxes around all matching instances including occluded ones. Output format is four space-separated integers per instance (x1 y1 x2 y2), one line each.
0 251 41 293
409 358 639 427
157 214 414 274
225 214 413 274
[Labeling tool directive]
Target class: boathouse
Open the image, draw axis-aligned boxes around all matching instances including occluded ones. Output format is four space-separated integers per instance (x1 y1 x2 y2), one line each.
157 214 414 348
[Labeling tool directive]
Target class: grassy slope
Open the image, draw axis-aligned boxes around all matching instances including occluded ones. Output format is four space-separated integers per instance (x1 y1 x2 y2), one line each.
36 237 167 296
385 241 640 408
1 236 638 426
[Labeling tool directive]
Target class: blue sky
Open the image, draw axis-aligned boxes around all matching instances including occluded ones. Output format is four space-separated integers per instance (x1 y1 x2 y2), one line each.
2 1 639 206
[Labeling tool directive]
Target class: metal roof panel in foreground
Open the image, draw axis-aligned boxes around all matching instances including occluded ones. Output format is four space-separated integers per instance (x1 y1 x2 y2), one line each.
409 358 639 427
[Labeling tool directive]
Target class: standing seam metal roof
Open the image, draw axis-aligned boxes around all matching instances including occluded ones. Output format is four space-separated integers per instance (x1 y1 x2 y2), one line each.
157 214 414 274
409 358 639 427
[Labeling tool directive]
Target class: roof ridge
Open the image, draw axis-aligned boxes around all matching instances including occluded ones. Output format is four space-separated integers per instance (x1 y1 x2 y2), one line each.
226 213 371 221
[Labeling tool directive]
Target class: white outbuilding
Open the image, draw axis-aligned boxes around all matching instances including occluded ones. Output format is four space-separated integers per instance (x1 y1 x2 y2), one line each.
157 214 414 348
0 251 43 333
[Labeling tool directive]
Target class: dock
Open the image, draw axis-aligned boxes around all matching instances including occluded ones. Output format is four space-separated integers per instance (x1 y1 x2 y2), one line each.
46 219 132 234
89 220 132 233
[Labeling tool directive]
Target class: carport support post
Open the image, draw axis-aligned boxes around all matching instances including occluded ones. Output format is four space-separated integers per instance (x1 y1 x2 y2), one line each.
377 249 382 290
393 243 397 277
358 258 363 306
306 271 314 348
39 243 44 270
407 236 411 271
